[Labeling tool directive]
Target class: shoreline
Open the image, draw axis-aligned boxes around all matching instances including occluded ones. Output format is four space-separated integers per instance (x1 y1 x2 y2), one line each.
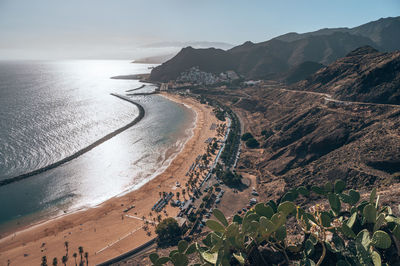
0 92 220 265
0 93 195 237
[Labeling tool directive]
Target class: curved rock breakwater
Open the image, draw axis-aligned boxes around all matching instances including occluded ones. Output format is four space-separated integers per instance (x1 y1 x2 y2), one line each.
0 94 145 187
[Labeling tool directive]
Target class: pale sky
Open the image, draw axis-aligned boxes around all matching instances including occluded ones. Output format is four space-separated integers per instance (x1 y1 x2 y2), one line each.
0 0 399 60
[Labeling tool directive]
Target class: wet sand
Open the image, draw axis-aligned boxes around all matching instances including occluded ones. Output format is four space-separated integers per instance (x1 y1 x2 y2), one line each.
0 93 221 265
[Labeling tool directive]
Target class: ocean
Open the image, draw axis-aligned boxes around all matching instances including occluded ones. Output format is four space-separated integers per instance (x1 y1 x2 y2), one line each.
0 60 195 233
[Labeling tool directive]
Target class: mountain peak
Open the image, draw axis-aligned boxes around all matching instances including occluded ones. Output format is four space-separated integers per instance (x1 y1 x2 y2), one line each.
182 46 194 50
346 46 379 57
150 16 400 81
243 41 254 45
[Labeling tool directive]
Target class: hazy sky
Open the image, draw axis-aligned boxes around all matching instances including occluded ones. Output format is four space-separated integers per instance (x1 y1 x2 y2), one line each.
0 0 399 60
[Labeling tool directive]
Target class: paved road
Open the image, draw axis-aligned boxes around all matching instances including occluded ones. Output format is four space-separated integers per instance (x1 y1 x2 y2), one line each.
265 87 400 109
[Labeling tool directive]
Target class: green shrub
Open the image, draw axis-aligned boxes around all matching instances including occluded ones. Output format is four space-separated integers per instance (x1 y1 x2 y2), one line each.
213 108 226 121
150 180 400 265
221 170 242 187
241 132 253 141
155 218 182 247
246 138 259 148
261 129 273 139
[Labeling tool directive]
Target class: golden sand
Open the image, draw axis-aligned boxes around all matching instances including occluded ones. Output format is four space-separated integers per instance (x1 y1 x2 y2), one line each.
0 93 220 265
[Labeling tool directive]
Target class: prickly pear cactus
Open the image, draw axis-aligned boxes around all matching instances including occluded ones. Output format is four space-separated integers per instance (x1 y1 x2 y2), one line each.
151 180 400 265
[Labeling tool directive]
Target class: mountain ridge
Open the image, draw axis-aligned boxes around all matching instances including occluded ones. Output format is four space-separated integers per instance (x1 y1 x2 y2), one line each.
149 16 400 82
294 45 400 105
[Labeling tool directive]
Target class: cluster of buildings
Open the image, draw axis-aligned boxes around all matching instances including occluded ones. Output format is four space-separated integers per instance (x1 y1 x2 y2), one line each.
176 66 240 86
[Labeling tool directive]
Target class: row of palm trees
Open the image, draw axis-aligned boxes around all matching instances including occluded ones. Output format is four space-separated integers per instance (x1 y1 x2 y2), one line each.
38 124 226 266
155 136 221 206
142 209 171 237
40 242 88 266
186 136 222 191
141 124 225 239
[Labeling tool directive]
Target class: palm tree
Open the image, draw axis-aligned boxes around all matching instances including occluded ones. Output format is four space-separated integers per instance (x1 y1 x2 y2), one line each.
157 214 162 223
159 191 162 198
64 241 69 256
176 191 180 200
84 252 88 266
62 255 68 266
73 253 78 266
41 256 47 266
52 257 58 266
182 189 186 199
78 246 84 263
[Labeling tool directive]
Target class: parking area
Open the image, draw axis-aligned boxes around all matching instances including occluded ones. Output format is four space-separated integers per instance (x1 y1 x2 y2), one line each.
211 172 258 220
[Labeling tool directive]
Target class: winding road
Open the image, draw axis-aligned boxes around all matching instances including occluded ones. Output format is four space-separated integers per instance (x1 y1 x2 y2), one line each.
267 87 400 109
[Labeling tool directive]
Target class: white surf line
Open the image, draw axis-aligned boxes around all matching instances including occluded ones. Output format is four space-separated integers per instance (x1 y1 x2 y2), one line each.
95 225 145 255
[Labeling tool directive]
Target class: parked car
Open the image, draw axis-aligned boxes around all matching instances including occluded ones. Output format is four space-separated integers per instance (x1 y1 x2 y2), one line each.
249 198 257 205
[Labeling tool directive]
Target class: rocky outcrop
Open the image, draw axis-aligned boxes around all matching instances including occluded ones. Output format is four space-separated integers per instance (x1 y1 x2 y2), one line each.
295 46 400 105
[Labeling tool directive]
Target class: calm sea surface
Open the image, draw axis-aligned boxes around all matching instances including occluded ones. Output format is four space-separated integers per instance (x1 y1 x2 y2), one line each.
0 60 194 233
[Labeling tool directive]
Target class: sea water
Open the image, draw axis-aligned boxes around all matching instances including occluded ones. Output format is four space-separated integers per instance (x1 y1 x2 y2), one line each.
0 60 195 233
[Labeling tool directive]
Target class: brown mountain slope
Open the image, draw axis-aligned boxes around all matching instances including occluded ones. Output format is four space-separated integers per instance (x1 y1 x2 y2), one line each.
274 16 400 51
281 61 325 84
295 46 400 104
149 47 234 82
208 85 400 200
189 49 400 200
150 17 400 81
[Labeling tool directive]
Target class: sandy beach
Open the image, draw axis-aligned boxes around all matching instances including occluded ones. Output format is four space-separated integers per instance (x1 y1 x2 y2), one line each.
0 93 221 265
